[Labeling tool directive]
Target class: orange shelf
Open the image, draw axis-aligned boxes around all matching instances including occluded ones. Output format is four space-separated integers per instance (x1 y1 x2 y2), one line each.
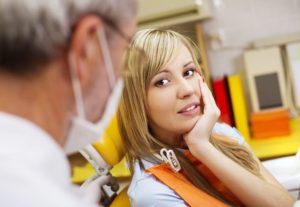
248 118 300 159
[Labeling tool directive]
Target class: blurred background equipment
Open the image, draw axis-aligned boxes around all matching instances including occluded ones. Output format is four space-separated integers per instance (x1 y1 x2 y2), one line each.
243 46 287 112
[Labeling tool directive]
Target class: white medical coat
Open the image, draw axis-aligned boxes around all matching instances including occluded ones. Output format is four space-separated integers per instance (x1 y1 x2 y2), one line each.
0 112 98 207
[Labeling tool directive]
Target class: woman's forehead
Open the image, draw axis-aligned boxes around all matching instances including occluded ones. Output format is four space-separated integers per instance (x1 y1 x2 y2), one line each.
159 44 193 70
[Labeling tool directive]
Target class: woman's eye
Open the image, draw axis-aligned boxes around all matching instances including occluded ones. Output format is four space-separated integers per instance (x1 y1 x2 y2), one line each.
184 68 195 77
155 79 169 86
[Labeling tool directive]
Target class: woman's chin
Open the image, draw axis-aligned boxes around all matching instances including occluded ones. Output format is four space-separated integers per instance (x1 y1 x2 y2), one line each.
180 119 198 133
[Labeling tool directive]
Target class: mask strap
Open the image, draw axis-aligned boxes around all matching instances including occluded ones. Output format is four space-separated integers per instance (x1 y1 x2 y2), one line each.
97 29 116 89
68 54 86 119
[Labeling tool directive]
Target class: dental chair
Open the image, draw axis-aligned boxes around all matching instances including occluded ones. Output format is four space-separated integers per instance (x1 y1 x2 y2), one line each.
72 116 131 207
263 149 300 199
263 149 300 206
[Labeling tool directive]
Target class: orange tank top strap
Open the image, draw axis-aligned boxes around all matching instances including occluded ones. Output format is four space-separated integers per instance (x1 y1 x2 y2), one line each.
146 163 229 207
184 150 244 206
145 149 244 207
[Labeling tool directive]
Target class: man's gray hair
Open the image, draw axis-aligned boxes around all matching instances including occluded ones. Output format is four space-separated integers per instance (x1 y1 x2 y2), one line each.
0 0 136 74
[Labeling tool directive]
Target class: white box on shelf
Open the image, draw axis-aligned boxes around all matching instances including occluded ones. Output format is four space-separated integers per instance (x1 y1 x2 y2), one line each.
243 46 287 112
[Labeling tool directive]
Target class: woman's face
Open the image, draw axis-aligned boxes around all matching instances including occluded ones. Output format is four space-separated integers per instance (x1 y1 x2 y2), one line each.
146 43 203 147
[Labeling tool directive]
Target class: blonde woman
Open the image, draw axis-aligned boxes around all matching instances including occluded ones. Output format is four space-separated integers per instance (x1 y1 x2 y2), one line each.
117 29 294 207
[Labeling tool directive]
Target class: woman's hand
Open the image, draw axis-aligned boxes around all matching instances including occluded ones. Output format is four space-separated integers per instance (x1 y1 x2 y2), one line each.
183 76 294 207
183 74 220 150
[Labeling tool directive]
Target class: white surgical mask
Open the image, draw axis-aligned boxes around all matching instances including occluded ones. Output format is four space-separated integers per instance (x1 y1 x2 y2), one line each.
64 29 123 154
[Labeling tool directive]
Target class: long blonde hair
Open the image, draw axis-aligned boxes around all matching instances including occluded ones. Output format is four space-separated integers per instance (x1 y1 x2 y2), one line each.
117 29 260 205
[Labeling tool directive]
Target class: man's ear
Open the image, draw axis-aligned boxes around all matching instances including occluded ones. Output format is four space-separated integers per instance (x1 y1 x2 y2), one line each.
68 15 104 87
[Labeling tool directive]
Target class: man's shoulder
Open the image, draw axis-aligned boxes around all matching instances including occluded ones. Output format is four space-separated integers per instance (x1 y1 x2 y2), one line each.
0 161 97 207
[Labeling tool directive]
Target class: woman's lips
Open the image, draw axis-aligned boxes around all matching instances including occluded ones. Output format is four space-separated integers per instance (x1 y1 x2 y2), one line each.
178 103 200 116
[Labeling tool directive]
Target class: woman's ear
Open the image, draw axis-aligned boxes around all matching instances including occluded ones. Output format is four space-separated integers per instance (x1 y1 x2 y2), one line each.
68 15 104 87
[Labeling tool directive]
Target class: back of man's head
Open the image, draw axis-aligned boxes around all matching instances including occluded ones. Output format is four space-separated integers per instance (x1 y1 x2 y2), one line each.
0 0 136 76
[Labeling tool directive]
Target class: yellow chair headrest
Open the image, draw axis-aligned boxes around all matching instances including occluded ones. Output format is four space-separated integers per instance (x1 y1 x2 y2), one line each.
92 115 124 166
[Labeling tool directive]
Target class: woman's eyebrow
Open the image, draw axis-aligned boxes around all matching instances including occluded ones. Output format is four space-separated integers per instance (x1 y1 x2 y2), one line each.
156 69 171 74
183 61 193 67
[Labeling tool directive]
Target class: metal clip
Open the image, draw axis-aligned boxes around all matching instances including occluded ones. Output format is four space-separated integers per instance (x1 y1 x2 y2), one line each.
160 148 181 173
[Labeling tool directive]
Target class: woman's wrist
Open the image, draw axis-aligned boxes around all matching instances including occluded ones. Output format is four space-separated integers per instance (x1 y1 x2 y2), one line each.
187 137 214 158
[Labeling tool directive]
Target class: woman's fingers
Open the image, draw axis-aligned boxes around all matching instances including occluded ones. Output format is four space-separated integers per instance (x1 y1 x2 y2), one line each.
204 83 221 116
199 76 211 111
199 76 220 118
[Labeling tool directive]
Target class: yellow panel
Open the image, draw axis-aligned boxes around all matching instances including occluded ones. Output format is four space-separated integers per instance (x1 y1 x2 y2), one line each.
110 157 131 178
105 116 124 159
93 133 120 166
227 74 251 141
71 157 131 184
110 186 130 207
249 118 300 159
72 115 125 183
92 115 124 166
72 163 95 184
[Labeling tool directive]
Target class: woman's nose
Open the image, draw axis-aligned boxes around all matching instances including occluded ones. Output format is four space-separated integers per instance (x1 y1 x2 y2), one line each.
177 78 194 99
